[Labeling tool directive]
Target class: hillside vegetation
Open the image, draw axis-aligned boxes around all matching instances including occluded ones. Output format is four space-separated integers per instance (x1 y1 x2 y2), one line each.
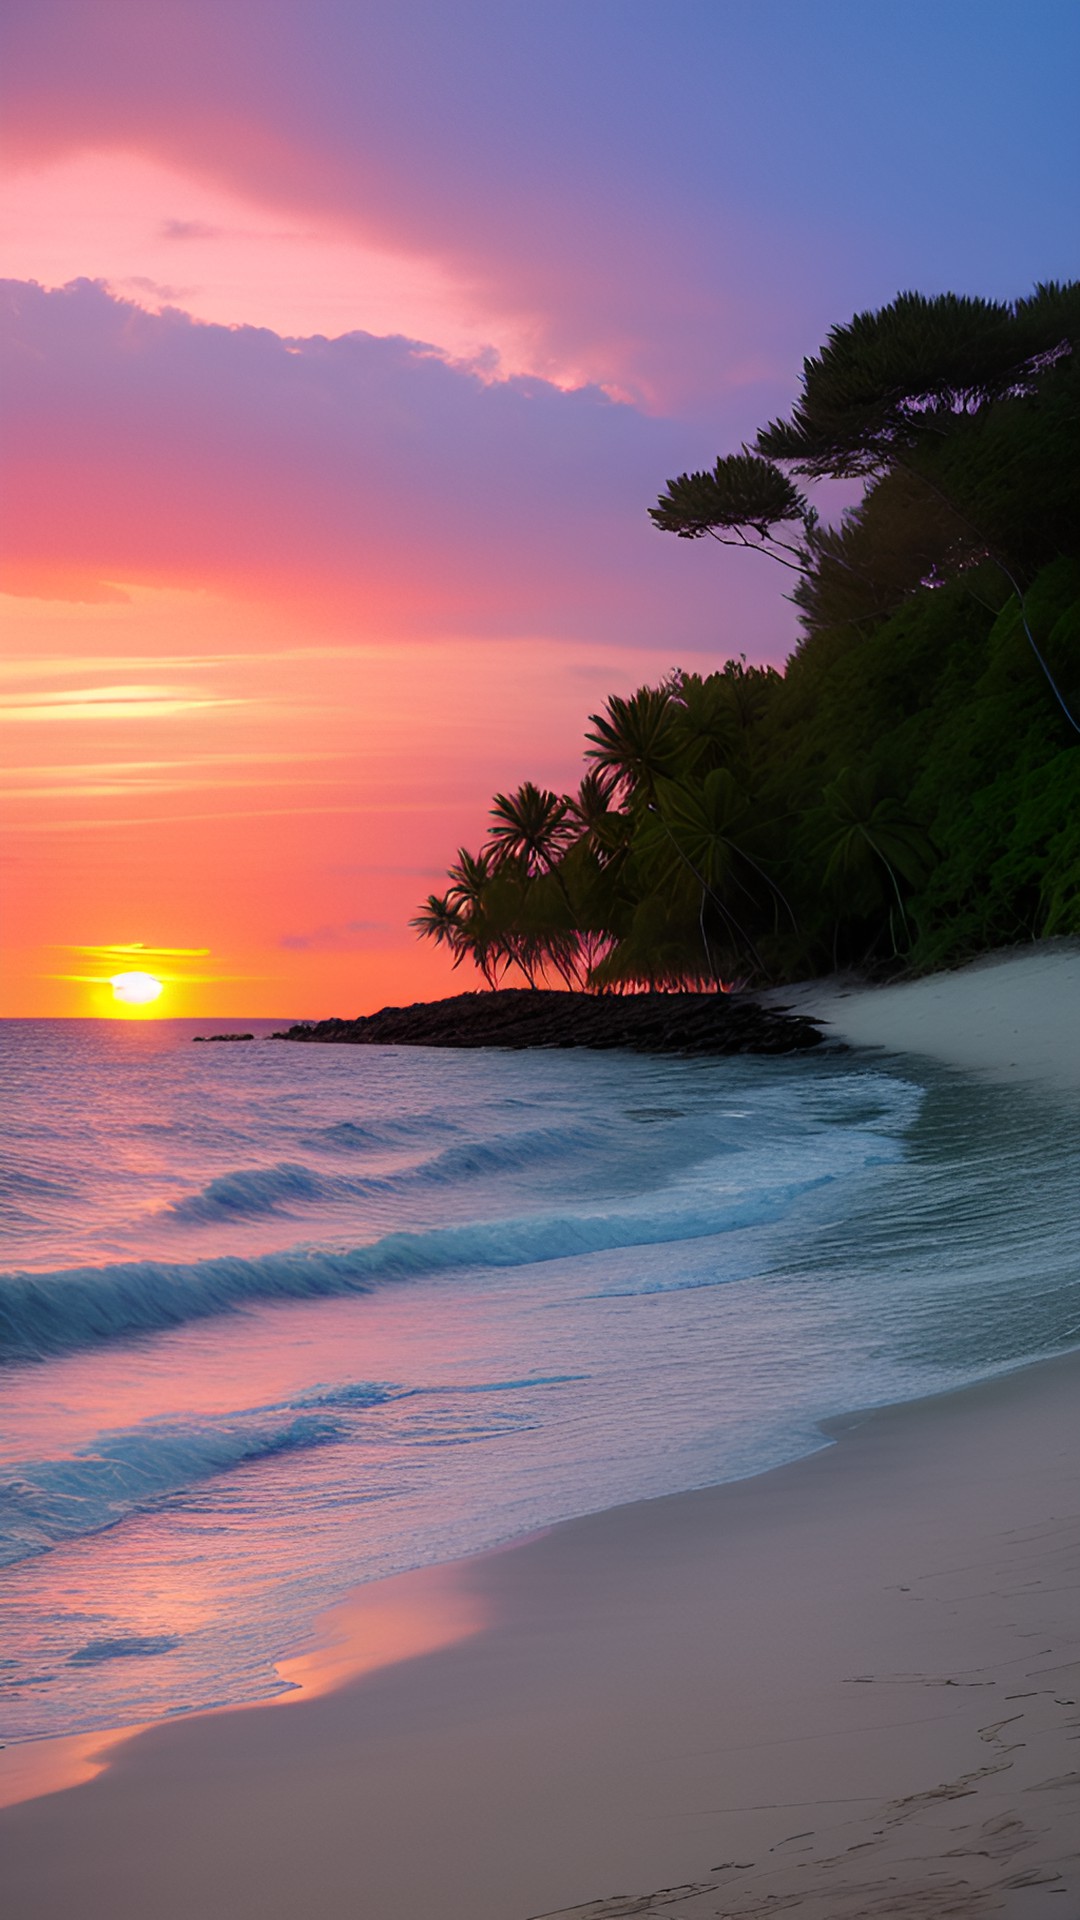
415 286 1080 988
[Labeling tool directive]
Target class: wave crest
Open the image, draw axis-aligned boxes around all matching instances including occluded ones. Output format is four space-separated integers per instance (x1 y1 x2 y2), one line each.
166 1162 340 1222
0 1407 354 1567
161 1124 609 1227
0 1161 870 1365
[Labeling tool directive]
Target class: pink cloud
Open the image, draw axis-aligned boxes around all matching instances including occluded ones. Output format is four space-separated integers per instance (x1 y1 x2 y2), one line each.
3 2 1071 420
0 277 798 658
0 2 840 415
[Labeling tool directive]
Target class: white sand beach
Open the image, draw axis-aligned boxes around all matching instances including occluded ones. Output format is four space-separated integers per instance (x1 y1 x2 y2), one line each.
2 944 1077 1918
774 938 1080 1090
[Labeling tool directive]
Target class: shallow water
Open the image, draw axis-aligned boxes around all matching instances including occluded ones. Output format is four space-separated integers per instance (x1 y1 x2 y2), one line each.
1 1016 1077 1744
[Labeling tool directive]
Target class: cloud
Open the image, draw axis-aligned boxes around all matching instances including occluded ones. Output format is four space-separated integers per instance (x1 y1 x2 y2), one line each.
0 277 794 656
2 3 1074 413
279 921 386 950
52 940 219 985
0 680 244 722
158 218 221 242
62 941 211 960
0 1 793 410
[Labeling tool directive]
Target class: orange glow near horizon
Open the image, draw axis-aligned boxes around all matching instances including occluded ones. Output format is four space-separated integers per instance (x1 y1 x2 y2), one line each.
1 584 736 1019
0 131 790 1023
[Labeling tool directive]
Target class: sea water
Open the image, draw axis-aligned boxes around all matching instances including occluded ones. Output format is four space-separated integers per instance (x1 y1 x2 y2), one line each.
1 1016 1077 1746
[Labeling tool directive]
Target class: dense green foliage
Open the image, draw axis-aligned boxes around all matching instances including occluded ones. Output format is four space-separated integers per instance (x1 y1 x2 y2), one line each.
415 286 1079 987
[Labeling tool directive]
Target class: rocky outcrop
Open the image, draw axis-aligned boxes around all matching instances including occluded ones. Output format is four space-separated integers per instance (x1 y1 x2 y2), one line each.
273 989 827 1056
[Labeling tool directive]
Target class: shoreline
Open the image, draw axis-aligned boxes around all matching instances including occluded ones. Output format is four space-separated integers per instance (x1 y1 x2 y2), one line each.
2 1346 1078 1915
0 1344 1068 1912
3 941 1077 1914
0 1341 1066 1813
767 938 1080 1091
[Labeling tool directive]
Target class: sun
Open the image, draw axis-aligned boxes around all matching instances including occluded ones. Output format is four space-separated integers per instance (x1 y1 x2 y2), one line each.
110 970 164 1007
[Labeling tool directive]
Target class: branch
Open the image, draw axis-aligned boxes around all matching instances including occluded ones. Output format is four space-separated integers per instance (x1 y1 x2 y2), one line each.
704 529 806 574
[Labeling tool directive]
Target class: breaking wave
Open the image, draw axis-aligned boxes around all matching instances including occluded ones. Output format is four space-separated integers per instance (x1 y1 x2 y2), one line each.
0 1375 583 1568
0 1161 872 1365
0 1404 361 1567
165 1162 345 1222
164 1124 613 1225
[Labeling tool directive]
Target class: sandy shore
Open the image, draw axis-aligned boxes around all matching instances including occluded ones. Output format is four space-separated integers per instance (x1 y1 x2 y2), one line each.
3 941 1077 1917
772 938 1080 1091
2 1353 1077 1918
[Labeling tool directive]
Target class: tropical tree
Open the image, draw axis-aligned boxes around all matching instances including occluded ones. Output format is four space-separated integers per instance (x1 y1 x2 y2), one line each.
640 768 793 981
444 849 507 985
666 671 738 776
410 892 463 950
565 770 619 847
415 285 1079 996
649 450 808 572
409 892 481 980
755 287 1077 479
485 782 574 876
806 769 935 961
482 784 590 985
655 285 1080 732
584 686 681 805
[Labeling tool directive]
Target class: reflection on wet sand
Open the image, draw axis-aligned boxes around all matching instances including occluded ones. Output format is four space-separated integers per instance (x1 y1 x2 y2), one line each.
0 1558 488 1809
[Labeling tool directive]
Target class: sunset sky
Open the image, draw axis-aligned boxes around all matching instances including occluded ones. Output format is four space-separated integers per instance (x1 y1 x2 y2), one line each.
2 0 1077 1017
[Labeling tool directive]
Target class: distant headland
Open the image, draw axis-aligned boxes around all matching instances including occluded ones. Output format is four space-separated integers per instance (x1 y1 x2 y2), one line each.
271 988 827 1056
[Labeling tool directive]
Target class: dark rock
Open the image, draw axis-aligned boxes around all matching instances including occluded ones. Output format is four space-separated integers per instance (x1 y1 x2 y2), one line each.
271 990 828 1057
193 1033 255 1042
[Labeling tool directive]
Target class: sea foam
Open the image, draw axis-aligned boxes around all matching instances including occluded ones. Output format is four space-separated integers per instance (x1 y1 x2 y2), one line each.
0 1154 882 1365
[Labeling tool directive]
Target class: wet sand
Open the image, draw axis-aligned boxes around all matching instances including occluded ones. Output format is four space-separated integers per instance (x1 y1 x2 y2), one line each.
2 1350 1078 1918
3 941 1077 1917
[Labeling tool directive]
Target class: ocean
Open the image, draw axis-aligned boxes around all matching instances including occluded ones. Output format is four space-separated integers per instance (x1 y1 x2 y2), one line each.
1 1015 1077 1750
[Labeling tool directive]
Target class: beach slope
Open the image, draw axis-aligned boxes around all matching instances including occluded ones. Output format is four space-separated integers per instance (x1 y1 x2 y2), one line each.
2 942 1077 1918
778 939 1080 1090
1 1356 1077 1917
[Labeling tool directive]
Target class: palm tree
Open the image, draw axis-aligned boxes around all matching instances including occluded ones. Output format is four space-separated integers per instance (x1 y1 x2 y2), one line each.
508 864 586 990
409 893 479 977
635 769 783 982
808 768 935 960
446 847 494 912
443 848 506 986
485 783 573 876
565 771 617 846
484 784 592 986
585 686 680 806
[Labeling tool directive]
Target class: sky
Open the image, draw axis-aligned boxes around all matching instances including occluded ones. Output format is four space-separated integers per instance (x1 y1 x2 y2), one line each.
2 0 1077 1017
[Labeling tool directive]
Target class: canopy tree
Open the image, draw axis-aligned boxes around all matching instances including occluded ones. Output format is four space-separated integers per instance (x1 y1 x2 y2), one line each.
414 285 1078 993
653 284 1080 732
